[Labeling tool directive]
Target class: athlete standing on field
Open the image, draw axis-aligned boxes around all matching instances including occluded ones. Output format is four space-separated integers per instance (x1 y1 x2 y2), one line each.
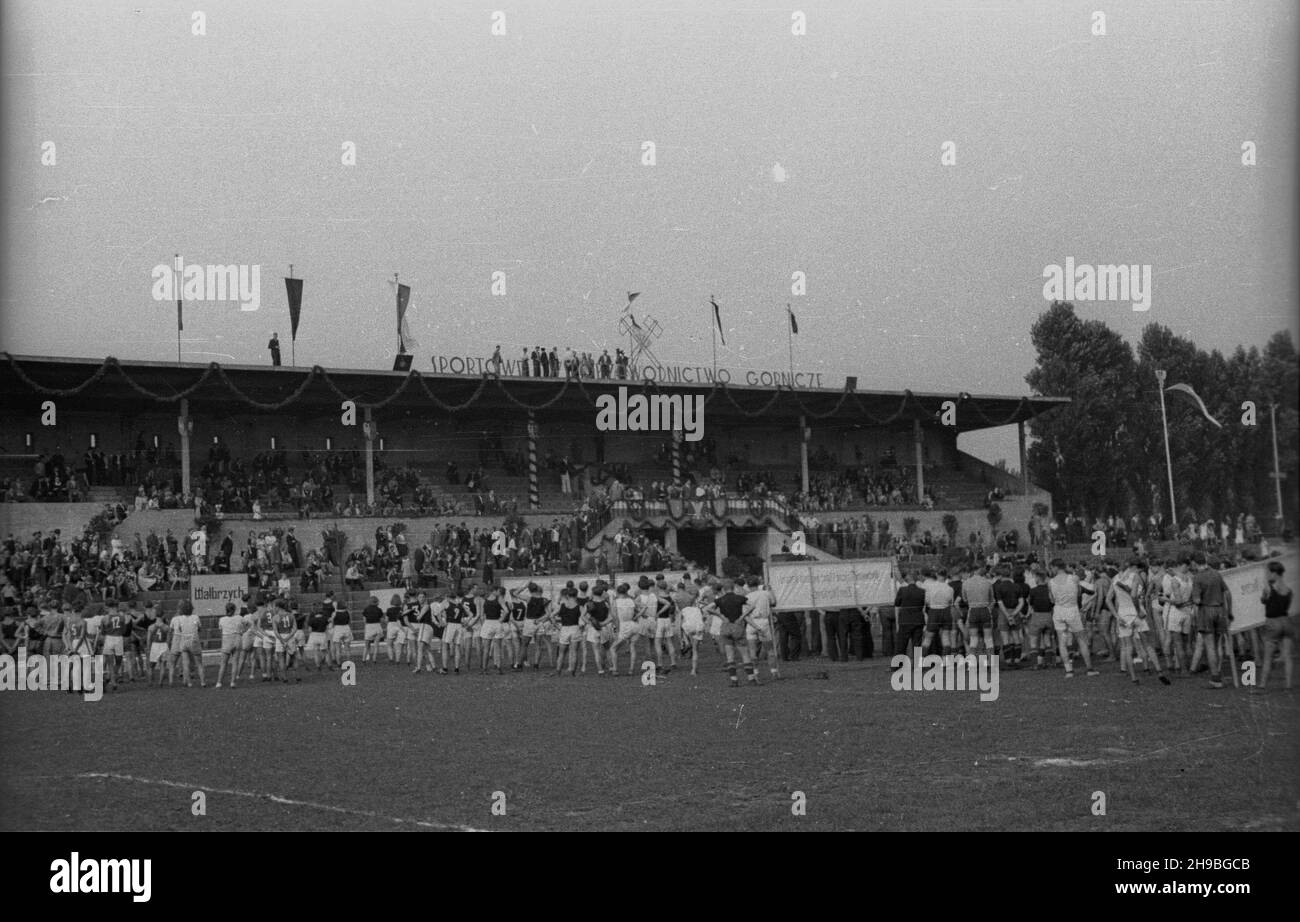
215 601 245 688
707 579 758 687
743 576 779 680
1049 559 1099 679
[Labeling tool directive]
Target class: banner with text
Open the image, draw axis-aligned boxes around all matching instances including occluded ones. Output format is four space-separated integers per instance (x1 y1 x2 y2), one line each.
499 574 604 601
1222 550 1299 634
764 559 896 611
190 574 248 619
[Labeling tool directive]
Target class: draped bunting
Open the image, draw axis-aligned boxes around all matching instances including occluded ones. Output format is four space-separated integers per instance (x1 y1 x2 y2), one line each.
0 352 1040 425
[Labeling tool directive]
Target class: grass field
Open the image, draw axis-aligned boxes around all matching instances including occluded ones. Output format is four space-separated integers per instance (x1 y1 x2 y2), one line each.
2 647 1297 832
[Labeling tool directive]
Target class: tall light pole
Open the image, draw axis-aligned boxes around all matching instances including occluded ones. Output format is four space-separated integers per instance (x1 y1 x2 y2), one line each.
1155 369 1177 528
1270 402 1285 529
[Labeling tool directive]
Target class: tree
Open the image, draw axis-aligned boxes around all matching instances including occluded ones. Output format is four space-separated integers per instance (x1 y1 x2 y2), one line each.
1025 302 1139 519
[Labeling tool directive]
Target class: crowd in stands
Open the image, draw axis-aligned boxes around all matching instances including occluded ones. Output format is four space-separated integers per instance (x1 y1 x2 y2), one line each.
494 344 634 380
1042 511 1272 551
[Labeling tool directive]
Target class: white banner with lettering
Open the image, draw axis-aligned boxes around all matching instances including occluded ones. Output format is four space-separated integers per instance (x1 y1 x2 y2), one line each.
1221 550 1299 634
190 574 248 619
764 559 896 611
498 574 603 601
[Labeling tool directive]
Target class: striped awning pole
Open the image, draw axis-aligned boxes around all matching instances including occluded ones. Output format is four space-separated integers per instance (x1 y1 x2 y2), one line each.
672 427 682 487
527 412 539 510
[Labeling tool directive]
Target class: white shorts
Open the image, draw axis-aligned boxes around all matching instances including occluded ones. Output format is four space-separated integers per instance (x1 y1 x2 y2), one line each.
306 632 329 651
220 635 241 656
149 642 169 664
1164 606 1191 635
255 634 275 650
616 620 638 641
474 621 487 639
481 620 503 640
709 616 724 637
102 635 125 656
1116 612 1149 639
558 624 581 645
585 625 604 644
655 619 675 640
522 618 541 638
386 622 402 641
1052 607 1084 634
330 625 352 643
364 623 383 641
746 618 773 643
443 622 465 644
681 614 705 635
638 619 657 638
274 635 297 655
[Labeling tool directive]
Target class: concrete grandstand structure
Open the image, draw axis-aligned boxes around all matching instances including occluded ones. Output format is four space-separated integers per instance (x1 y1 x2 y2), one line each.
1 353 1067 572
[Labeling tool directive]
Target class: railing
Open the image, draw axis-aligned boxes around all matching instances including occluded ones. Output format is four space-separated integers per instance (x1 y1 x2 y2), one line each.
606 494 795 525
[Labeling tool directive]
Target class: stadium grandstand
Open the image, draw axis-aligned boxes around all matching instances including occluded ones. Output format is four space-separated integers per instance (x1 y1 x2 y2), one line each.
1 352 1069 646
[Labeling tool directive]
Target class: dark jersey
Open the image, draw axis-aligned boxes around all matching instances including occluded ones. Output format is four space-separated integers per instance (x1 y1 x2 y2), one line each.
104 611 131 636
483 599 503 621
445 602 466 624
714 592 746 623
386 605 401 624
362 603 384 624
586 599 609 627
894 584 926 623
993 579 1021 612
557 601 582 627
307 612 329 633
331 608 351 627
525 596 549 619
1028 584 1054 613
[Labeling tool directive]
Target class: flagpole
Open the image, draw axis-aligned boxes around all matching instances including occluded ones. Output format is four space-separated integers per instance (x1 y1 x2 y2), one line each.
1270 402 1284 529
395 272 402 353
174 253 182 364
289 263 295 367
710 296 717 376
786 303 794 385
1156 369 1177 529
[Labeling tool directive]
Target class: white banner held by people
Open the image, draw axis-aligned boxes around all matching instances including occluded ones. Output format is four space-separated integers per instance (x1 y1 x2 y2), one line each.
764 559 895 610
1222 550 1299 634
190 574 247 619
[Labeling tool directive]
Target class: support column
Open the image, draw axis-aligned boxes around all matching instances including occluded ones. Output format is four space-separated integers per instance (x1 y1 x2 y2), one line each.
527 412 539 510
671 427 682 488
799 415 809 494
713 527 728 569
363 407 376 508
913 417 925 498
1018 419 1028 495
178 398 191 498
664 524 678 554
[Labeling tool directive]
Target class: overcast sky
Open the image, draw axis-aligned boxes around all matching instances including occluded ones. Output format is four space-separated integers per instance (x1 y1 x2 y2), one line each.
3 0 1296 466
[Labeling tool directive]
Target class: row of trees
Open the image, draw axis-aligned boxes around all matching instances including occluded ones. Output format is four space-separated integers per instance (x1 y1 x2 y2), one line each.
1025 302 1298 527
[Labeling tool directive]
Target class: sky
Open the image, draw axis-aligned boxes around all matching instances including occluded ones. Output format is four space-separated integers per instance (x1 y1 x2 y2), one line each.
3 0 1296 467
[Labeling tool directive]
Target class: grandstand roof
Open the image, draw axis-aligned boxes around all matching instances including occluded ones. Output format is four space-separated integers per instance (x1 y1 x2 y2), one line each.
0 354 1069 434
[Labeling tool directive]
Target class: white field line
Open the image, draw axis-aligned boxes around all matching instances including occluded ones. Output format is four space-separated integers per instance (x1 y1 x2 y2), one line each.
77 772 488 832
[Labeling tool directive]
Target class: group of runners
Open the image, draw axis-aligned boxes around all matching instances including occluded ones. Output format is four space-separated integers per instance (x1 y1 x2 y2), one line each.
372 574 781 687
1 573 787 690
6 554 1292 692
894 553 1294 689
